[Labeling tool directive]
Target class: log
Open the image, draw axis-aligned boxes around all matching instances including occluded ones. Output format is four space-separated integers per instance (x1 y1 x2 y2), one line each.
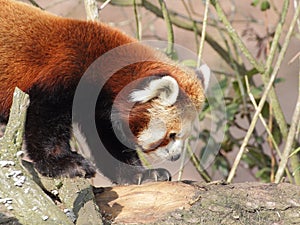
95 181 300 224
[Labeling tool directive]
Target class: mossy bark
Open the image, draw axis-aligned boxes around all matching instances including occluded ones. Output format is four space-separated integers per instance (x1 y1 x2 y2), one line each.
0 88 73 224
0 88 102 225
95 181 300 225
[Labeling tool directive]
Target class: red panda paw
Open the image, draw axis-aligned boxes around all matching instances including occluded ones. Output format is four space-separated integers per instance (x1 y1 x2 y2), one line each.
33 152 96 178
134 168 171 185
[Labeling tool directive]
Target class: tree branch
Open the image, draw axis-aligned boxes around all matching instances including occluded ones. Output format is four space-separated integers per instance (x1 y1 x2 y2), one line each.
0 88 103 225
158 0 174 57
84 0 100 21
0 88 73 225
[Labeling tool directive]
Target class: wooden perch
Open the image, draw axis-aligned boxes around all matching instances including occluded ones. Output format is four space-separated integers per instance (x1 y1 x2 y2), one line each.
95 181 300 224
95 181 196 223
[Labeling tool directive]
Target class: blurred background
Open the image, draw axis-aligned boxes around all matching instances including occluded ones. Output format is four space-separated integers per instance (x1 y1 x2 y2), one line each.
20 0 299 185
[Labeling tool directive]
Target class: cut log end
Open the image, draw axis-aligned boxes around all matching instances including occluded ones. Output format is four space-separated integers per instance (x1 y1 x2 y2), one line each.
94 181 198 224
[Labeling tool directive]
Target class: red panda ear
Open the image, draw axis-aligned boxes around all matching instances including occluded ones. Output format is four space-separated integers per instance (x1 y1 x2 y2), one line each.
130 76 179 106
196 64 210 91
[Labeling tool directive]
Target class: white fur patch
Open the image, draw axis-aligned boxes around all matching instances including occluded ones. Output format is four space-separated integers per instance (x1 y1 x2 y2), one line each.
138 118 166 150
154 139 184 161
130 76 179 106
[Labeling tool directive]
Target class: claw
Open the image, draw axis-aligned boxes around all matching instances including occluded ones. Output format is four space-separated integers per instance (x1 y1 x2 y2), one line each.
136 173 143 185
135 168 171 185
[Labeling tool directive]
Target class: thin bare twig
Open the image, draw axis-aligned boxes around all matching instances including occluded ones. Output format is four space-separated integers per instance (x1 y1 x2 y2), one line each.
245 76 293 183
84 0 100 21
244 77 281 158
28 0 44 10
158 0 174 58
180 0 200 51
186 142 211 182
261 0 290 141
177 140 188 181
294 0 300 143
133 0 142 40
99 0 112 10
197 0 210 68
275 57 300 184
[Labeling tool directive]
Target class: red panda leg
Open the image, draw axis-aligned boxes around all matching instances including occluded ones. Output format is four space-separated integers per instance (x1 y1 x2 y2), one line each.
24 90 96 178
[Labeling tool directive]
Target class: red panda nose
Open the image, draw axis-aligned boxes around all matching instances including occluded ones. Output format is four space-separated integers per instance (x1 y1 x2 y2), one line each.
170 153 181 161
169 133 177 140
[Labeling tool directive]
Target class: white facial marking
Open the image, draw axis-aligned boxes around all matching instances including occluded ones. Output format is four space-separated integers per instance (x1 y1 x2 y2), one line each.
130 76 179 106
153 112 198 161
137 117 166 150
155 139 184 161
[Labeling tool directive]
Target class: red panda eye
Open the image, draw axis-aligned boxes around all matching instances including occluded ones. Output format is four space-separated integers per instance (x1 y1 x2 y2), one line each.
169 133 177 140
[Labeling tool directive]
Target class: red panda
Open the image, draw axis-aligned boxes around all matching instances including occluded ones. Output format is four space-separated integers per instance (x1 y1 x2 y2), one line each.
0 0 208 184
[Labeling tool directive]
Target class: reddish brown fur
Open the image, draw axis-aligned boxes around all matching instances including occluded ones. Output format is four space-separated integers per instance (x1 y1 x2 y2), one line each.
0 0 135 117
0 0 205 181
0 0 204 118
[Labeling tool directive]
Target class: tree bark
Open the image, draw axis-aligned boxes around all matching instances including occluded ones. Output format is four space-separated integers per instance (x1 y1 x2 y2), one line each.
95 181 300 225
0 88 102 225
0 88 72 224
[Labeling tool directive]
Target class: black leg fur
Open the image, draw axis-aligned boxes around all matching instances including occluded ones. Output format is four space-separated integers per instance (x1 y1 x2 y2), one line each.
24 86 96 178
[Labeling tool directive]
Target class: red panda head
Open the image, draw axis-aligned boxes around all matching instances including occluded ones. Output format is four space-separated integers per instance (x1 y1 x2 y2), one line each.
126 63 210 162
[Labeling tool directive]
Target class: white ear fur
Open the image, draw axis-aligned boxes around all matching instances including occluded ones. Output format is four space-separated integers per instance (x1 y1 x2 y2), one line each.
130 76 179 106
196 64 210 91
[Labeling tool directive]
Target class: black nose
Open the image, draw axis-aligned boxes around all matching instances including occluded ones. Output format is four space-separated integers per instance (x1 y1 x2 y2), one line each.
169 133 177 140
170 154 181 161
